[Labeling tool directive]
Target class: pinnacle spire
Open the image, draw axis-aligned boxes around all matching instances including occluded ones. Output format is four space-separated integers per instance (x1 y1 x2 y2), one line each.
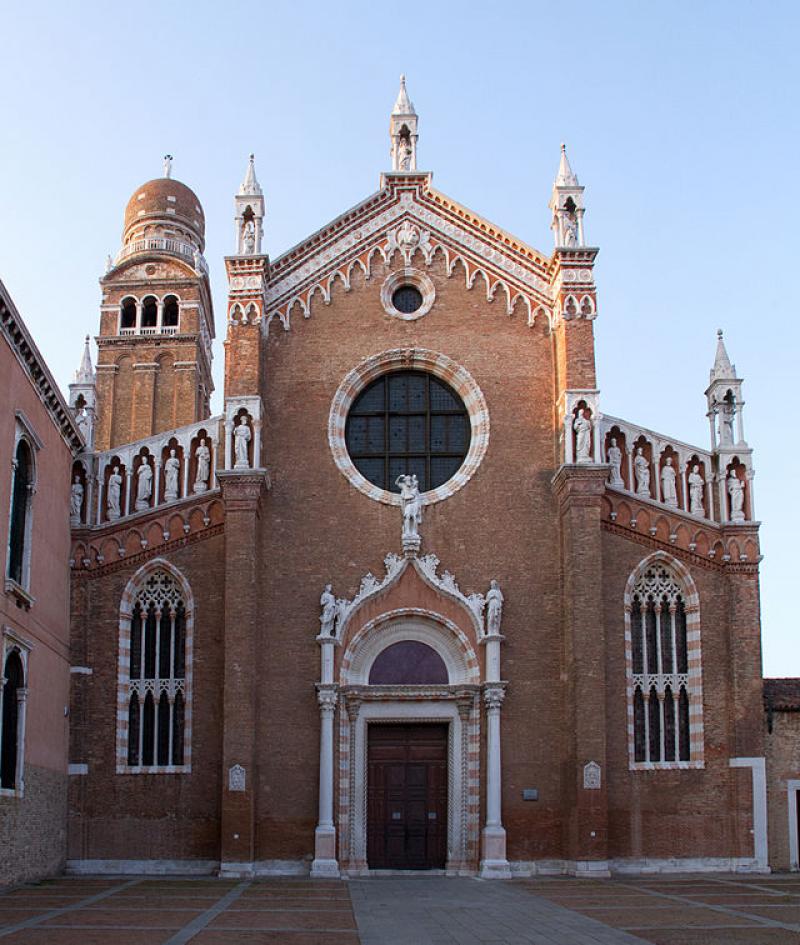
555 143 578 187
392 74 416 115
75 335 94 383
239 153 262 196
710 328 736 380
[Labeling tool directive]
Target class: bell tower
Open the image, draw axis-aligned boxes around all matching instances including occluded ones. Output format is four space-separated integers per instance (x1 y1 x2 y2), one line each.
93 159 215 452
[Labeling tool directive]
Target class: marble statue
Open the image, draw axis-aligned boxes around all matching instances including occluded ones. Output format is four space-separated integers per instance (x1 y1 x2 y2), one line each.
319 584 337 637
164 449 180 501
396 473 422 543
607 437 624 487
660 457 678 507
398 138 413 171
573 408 592 463
688 465 704 515
720 401 735 446
486 580 504 635
728 470 745 522
562 213 578 246
634 447 650 496
70 476 83 523
75 407 90 442
194 438 210 493
234 416 251 469
107 466 122 520
242 220 256 255
136 459 153 511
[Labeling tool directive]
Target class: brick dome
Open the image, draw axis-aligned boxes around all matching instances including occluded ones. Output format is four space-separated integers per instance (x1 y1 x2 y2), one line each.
123 178 205 247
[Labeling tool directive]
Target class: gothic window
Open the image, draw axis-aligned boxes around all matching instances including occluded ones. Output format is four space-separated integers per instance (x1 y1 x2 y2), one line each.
121 568 190 771
345 370 470 493
628 560 702 766
7 439 33 588
0 649 25 791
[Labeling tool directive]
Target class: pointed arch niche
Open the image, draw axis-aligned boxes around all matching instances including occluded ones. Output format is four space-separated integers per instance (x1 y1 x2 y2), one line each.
115 558 194 774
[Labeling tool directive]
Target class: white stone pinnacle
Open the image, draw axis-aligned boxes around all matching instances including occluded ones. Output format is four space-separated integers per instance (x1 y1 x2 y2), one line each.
239 153 262 196
75 335 94 383
710 328 737 380
555 142 578 187
392 74 416 116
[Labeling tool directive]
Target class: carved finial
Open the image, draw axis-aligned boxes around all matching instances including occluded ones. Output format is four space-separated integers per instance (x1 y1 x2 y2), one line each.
393 74 415 115
711 328 736 380
239 153 262 196
555 142 578 187
163 154 173 178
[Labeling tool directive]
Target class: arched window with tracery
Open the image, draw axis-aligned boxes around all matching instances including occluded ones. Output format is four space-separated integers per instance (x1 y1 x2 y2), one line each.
117 566 192 773
626 556 704 768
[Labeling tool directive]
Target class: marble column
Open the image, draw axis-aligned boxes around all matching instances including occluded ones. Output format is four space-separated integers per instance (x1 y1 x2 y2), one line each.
479 684 510 878
311 685 340 877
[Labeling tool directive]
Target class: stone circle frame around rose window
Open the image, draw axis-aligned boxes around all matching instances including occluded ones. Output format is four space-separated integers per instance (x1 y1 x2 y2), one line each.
329 348 490 507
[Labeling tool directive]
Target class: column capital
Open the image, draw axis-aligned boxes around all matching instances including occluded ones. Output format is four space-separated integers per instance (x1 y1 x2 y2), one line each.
551 464 608 509
316 684 339 712
217 469 270 509
482 683 506 711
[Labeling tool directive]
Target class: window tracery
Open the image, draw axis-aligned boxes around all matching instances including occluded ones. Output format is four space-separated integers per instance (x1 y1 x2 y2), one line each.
627 560 703 767
120 568 190 771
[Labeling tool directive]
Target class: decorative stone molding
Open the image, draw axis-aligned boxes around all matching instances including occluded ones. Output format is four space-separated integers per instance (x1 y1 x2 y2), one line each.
261 177 559 330
228 764 246 792
380 268 435 321
328 348 489 507
583 761 601 789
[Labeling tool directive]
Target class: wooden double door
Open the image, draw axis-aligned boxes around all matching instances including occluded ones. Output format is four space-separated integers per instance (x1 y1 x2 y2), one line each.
367 723 448 870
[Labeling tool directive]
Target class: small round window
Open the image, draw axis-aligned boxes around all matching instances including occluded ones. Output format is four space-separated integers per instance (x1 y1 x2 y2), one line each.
345 370 471 493
391 285 423 315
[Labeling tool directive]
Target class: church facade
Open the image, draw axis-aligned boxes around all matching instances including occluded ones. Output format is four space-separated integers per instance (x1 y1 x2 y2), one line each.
65 79 769 878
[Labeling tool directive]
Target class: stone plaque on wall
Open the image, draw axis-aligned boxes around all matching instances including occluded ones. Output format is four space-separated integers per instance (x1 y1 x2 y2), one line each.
583 761 601 790
228 764 246 792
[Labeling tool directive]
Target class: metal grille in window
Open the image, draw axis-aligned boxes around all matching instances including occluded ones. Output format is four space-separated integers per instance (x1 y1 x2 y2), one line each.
345 371 470 492
126 571 186 767
392 285 423 314
631 566 691 763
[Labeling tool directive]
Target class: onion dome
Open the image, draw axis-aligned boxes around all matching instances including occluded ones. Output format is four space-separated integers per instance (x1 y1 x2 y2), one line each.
122 177 206 252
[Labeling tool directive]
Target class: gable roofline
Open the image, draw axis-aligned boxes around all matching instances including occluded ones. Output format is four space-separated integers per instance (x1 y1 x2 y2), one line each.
268 173 553 280
0 278 84 453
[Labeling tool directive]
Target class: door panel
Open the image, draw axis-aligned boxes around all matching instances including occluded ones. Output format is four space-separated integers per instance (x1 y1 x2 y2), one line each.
367 723 448 869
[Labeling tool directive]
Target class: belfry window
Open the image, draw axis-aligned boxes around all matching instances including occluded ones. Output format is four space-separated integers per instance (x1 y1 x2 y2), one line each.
120 297 137 330
7 439 33 588
141 297 158 329
345 370 470 493
628 563 700 766
122 569 189 771
162 295 179 328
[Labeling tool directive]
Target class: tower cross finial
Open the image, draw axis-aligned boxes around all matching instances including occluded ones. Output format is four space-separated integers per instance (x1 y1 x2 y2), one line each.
163 154 173 178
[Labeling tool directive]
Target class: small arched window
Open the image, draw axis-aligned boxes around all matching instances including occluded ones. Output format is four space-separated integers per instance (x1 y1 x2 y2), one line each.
121 568 190 771
141 296 158 329
120 297 137 330
628 560 702 767
162 295 179 328
1 650 25 790
7 439 33 587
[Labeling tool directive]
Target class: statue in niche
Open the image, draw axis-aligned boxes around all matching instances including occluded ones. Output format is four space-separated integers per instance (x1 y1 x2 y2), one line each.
107 466 122 520
396 474 422 542
164 449 180 501
607 437 624 487
720 400 735 446
70 476 83 523
634 447 650 496
573 408 592 463
234 416 251 469
660 457 678 507
135 458 153 511
562 212 578 247
194 438 210 493
398 136 413 171
242 220 256 255
75 406 90 442
728 470 745 522
319 584 337 637
688 465 705 515
486 580 504 636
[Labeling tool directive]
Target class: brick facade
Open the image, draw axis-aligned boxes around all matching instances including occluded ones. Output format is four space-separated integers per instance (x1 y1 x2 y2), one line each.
66 149 775 878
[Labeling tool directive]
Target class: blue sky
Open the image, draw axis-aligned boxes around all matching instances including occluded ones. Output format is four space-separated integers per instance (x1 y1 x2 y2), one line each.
1 1 797 673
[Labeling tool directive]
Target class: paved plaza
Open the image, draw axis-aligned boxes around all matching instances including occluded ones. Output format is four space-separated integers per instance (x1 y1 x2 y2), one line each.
2 873 800 944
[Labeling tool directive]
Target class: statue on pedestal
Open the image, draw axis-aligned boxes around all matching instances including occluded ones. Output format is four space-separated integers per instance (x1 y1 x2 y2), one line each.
634 447 650 496
136 459 153 511
70 476 84 524
164 449 180 501
728 470 745 522
194 438 210 493
319 584 337 637
607 437 624 487
486 580 504 636
107 466 122 520
234 416 251 469
396 474 422 545
688 465 705 515
661 457 678 507
573 409 592 463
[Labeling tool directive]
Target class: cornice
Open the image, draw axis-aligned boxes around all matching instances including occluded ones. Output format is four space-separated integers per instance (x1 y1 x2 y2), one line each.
0 279 83 453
